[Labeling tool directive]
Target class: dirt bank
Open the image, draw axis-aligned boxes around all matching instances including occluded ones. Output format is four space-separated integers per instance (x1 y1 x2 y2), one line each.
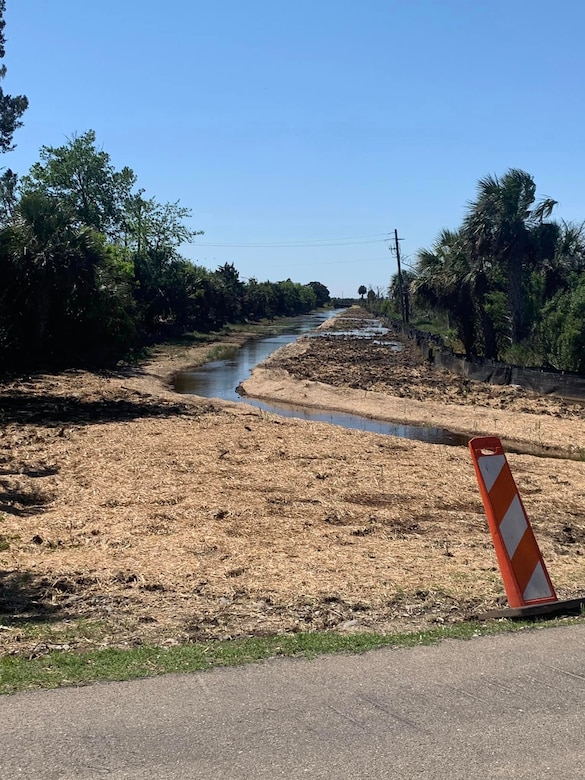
1 308 585 657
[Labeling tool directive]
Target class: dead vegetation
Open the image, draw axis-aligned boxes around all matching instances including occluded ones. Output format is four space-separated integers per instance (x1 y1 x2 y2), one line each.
1 307 585 658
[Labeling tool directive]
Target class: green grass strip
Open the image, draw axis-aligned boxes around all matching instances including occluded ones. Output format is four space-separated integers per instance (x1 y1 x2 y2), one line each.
0 619 577 694
1 618 580 695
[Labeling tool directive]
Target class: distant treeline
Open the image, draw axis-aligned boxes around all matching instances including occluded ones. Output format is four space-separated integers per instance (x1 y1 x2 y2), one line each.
0 131 331 371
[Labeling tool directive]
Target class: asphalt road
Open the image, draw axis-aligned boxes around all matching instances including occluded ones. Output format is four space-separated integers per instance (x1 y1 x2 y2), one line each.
3 624 585 779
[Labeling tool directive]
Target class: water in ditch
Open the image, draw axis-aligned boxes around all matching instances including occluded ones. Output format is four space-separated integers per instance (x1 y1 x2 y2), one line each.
173 311 470 447
173 311 575 458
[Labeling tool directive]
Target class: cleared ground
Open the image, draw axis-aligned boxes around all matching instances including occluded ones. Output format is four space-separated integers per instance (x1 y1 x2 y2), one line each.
1 307 585 657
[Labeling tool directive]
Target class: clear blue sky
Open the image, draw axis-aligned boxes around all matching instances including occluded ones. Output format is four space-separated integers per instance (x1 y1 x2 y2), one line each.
5 1 585 297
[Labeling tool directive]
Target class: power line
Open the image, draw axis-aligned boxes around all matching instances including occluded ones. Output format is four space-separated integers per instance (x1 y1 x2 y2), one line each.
194 256 389 267
300 256 389 266
193 233 389 248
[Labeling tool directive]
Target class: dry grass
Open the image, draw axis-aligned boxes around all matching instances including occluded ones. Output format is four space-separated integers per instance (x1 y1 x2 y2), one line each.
2 308 585 657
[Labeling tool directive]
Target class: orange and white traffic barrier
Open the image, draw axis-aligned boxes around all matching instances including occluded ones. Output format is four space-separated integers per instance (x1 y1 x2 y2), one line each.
469 436 557 609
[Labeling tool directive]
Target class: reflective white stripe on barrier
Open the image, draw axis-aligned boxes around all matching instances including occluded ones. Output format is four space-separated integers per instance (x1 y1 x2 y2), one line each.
477 454 506 493
523 561 554 602
499 495 528 559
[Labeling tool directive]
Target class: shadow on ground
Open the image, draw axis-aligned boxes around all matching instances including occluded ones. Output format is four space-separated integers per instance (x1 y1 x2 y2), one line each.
0 391 198 427
0 570 63 624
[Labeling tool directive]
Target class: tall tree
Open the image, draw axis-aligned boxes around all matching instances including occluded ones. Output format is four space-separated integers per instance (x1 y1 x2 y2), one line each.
127 192 203 335
413 229 475 355
123 192 201 255
0 165 17 224
412 228 500 357
462 169 557 343
214 262 245 322
307 281 330 307
539 221 585 299
0 0 27 152
20 130 136 238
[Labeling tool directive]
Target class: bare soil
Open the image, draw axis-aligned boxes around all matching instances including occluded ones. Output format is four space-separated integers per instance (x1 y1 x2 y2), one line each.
2 307 585 658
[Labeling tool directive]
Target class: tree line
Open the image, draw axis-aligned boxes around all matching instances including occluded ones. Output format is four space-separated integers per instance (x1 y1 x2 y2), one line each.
0 130 330 370
0 133 330 370
379 169 585 373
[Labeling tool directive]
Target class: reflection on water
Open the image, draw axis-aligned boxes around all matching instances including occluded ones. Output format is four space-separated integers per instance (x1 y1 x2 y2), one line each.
236 396 469 445
173 310 339 403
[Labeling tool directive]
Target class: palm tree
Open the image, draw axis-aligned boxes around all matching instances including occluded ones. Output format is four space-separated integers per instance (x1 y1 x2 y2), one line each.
462 169 557 343
540 221 585 298
412 228 499 357
358 285 367 300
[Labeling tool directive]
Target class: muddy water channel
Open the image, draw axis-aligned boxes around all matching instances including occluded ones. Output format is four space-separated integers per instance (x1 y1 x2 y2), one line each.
174 311 469 447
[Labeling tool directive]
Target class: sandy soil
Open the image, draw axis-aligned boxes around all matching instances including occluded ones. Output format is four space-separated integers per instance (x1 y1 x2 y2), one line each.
2 307 585 657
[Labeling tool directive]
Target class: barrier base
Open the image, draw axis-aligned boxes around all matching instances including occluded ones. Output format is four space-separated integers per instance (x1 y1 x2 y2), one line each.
478 597 585 621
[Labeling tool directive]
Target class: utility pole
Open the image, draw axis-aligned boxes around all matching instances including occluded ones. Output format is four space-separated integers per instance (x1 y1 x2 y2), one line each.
392 228 406 324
